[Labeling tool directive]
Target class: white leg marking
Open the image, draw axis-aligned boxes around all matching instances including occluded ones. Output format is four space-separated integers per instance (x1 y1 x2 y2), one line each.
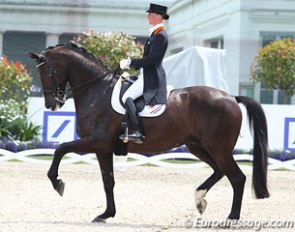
195 189 208 214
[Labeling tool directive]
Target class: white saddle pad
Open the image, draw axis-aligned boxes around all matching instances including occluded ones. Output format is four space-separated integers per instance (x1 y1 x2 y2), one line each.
111 77 171 117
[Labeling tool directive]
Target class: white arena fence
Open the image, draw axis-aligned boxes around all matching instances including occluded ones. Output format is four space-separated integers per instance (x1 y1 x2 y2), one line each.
0 148 294 171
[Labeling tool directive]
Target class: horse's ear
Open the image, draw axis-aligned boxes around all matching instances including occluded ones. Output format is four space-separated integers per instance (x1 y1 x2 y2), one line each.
28 52 44 61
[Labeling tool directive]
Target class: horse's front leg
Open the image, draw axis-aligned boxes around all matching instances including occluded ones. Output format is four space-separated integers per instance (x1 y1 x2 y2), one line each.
92 153 116 223
47 138 97 196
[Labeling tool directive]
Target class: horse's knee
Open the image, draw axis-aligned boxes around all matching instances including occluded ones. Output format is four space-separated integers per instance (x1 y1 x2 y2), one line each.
55 143 69 156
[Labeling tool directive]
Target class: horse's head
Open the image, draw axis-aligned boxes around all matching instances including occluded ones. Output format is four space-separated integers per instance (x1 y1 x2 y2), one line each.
30 43 117 111
29 48 68 111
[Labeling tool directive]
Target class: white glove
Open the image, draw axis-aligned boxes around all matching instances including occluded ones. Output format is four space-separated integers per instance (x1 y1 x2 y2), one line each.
120 59 131 69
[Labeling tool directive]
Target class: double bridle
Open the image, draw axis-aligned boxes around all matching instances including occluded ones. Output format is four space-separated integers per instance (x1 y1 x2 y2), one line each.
36 55 118 104
36 57 67 104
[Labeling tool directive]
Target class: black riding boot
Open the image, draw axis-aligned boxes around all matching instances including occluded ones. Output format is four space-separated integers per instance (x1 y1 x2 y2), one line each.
120 97 143 144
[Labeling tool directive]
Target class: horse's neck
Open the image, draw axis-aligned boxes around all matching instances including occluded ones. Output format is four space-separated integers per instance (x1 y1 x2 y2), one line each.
68 59 105 85
69 66 117 117
62 49 119 114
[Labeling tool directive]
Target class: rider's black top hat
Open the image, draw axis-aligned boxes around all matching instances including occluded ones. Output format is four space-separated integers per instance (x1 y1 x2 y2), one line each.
146 3 169 20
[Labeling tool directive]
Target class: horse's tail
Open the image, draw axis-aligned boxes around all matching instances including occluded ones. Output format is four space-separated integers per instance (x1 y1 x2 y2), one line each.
235 96 270 199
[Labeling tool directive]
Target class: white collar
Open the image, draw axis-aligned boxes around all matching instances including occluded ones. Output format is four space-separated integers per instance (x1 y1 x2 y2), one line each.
149 23 164 36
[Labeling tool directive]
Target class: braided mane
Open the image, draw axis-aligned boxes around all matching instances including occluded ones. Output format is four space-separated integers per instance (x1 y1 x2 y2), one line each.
45 42 108 69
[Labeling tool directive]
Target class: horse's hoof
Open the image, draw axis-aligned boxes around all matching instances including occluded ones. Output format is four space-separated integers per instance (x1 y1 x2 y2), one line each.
55 180 65 197
195 189 207 215
92 210 115 223
197 199 207 215
92 216 106 223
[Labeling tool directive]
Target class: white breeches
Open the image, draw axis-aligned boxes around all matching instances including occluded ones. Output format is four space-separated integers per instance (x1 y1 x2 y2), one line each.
122 70 144 104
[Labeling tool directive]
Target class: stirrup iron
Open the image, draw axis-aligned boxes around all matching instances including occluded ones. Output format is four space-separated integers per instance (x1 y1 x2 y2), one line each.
119 122 129 143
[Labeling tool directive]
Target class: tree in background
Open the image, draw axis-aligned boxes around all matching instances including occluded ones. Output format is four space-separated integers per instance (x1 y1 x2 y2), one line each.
0 56 39 141
251 38 295 100
73 30 143 71
0 56 32 110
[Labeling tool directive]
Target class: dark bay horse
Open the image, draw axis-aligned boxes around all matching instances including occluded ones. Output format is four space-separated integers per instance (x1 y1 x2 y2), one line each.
29 43 269 223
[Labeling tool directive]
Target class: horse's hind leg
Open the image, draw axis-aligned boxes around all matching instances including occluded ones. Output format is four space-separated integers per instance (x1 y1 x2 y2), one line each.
92 153 116 222
212 153 246 220
186 143 224 214
195 166 224 214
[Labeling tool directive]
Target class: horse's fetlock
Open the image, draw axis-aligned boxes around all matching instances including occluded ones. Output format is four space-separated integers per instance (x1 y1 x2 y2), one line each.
47 170 56 178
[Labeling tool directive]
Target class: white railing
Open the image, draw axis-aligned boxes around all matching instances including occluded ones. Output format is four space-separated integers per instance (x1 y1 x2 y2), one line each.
0 148 294 171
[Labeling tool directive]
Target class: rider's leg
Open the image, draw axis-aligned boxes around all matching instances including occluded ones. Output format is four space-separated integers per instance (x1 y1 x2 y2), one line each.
124 97 143 144
121 74 144 103
120 75 144 144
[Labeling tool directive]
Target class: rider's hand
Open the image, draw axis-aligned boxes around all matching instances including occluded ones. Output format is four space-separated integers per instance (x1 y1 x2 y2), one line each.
120 59 131 69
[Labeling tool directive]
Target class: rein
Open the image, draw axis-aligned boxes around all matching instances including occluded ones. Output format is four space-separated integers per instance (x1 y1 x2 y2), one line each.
64 71 113 100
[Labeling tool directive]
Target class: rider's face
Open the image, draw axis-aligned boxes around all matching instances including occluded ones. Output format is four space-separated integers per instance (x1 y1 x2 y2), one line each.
147 12 163 26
